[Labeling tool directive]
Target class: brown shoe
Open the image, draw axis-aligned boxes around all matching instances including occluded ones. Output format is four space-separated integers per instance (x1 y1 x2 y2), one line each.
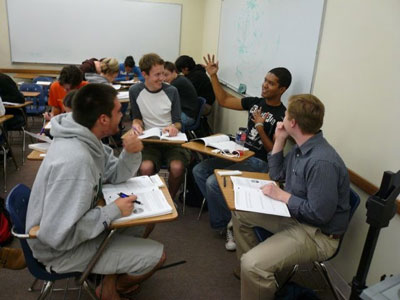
233 265 241 280
0 247 26 270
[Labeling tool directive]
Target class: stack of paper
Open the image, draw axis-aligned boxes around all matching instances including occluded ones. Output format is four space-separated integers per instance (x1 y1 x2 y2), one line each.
28 143 50 153
102 175 172 224
231 177 290 217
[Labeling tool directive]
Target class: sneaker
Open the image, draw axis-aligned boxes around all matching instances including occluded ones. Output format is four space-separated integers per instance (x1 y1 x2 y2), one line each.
225 227 236 251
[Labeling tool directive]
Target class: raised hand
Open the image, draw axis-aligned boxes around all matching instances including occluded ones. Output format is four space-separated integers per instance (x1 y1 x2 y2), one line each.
203 54 219 77
251 107 267 125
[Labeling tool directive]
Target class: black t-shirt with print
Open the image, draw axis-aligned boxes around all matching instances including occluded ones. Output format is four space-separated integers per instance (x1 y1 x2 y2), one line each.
241 97 286 161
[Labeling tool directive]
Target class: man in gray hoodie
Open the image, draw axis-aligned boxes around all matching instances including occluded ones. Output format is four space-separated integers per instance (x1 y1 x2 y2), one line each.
26 83 165 299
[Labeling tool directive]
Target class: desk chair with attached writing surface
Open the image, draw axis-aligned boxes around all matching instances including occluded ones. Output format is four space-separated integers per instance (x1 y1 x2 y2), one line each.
253 188 361 300
20 83 46 121
5 184 98 300
33 77 54 104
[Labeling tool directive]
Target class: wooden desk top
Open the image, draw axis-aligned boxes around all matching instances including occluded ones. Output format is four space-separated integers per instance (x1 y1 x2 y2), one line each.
182 141 255 162
27 150 46 161
4 101 33 109
22 91 40 97
215 169 270 210
0 114 14 124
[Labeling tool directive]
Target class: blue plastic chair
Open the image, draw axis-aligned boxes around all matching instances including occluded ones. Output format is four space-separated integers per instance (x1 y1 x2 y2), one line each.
185 96 206 139
5 184 96 299
20 83 46 117
33 77 54 103
253 188 361 299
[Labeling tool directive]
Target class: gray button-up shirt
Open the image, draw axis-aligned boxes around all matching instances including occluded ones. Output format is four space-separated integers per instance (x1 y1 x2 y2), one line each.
268 131 350 235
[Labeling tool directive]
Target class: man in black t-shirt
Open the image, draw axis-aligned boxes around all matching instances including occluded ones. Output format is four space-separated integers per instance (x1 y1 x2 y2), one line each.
192 54 291 251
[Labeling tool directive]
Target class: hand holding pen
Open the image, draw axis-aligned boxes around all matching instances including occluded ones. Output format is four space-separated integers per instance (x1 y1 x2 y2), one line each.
115 192 140 217
131 124 143 135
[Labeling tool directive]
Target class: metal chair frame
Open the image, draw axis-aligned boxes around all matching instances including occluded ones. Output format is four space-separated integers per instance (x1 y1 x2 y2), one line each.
253 188 361 299
5 184 98 300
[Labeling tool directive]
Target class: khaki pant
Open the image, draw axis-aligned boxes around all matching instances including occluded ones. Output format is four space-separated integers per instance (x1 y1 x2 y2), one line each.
232 211 339 300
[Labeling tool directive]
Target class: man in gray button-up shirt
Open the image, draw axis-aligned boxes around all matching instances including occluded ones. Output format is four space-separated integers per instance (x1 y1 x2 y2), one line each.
232 94 350 300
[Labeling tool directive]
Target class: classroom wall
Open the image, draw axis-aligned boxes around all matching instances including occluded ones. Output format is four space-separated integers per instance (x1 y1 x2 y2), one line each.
0 0 205 69
203 0 400 287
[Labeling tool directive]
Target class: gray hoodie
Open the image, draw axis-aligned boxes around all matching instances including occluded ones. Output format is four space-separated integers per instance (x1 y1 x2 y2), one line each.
26 113 141 264
84 73 110 84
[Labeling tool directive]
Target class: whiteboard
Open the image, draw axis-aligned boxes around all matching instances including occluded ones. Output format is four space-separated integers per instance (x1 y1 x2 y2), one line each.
218 0 325 102
6 0 181 64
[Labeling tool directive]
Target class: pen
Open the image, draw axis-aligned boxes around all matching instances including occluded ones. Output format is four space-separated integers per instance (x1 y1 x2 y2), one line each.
118 192 142 205
39 127 45 135
131 126 140 135
223 176 226 187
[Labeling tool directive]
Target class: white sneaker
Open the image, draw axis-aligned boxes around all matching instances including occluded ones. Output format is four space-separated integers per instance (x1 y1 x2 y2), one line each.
225 227 236 251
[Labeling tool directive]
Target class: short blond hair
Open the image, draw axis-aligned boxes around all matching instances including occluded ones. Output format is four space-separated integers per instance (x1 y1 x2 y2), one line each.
287 94 325 134
139 53 164 74
100 58 119 75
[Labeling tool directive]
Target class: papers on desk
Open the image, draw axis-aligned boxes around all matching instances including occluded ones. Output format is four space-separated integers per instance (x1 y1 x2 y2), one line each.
112 84 121 90
118 80 135 84
139 127 188 142
36 81 52 86
102 175 172 224
28 142 50 153
117 91 129 100
231 177 290 217
25 130 52 143
192 134 248 153
2 101 20 106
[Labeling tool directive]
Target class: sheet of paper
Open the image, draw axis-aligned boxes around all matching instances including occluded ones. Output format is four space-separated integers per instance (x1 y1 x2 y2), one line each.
150 174 165 187
117 91 129 100
36 81 52 86
231 177 290 217
139 128 162 139
112 84 121 90
25 131 52 143
28 142 50 153
102 176 172 223
161 131 188 141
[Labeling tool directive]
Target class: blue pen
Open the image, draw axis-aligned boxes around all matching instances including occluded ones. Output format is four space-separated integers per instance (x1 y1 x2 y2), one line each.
118 192 142 205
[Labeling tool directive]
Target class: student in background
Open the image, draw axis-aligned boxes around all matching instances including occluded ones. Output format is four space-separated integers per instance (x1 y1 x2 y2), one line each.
193 54 291 251
232 94 350 300
129 53 191 200
164 61 199 132
45 66 88 120
175 55 215 116
27 84 165 299
62 90 77 113
116 56 144 82
79 58 101 80
0 73 26 130
85 58 120 84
